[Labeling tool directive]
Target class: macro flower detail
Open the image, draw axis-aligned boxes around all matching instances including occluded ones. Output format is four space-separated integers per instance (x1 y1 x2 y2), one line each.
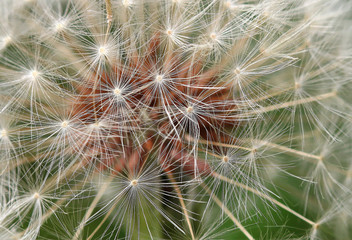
0 0 351 239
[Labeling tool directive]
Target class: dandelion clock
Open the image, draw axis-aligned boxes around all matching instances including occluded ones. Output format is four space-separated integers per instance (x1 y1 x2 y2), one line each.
0 0 352 239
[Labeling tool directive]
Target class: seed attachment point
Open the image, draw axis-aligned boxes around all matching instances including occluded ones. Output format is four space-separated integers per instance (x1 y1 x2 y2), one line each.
166 29 173 36
186 106 193 114
113 87 121 96
33 192 40 200
98 46 107 56
234 67 241 75
130 179 138 187
0 129 8 138
222 156 229 163
155 74 164 83
91 121 102 129
210 33 217 40
30 70 40 81
1 36 12 49
55 20 67 32
122 0 131 7
61 120 69 129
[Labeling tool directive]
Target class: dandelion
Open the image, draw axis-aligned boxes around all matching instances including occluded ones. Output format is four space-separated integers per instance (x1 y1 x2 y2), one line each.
0 0 351 239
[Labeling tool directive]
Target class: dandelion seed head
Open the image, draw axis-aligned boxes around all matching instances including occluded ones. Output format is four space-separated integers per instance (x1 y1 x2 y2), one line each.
1 0 351 239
